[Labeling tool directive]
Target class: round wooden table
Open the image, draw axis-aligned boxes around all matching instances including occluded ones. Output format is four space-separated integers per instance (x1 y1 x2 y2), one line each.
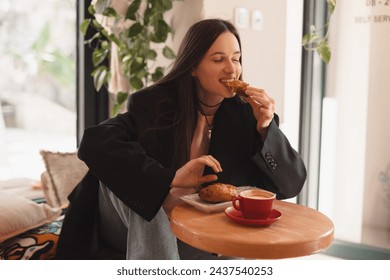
170 200 334 259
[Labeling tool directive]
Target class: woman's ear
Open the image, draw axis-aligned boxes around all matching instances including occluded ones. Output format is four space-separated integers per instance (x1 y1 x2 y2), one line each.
191 67 197 77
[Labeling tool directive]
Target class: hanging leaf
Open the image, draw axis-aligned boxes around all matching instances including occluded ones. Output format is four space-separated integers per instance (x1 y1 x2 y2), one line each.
130 76 144 90
91 66 109 91
130 57 146 72
116 91 129 104
112 91 129 116
122 54 132 63
162 46 175 59
87 4 95 15
126 0 141 20
327 0 336 15
111 103 121 116
136 68 148 80
152 67 164 82
161 0 173 10
128 23 143 37
145 49 158 60
100 41 110 51
317 41 331 64
92 48 109 67
80 19 91 35
102 7 119 19
151 19 169 42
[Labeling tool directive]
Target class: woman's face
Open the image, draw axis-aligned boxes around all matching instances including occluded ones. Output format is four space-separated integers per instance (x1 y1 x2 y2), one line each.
192 31 242 102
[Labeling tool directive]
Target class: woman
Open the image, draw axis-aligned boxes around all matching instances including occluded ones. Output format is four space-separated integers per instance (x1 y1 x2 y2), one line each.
56 19 306 260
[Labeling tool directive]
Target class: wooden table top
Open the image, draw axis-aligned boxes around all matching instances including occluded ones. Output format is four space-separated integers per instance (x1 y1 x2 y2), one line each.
170 200 334 259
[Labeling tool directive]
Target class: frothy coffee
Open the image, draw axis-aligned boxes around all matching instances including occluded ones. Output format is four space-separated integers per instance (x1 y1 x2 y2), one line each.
247 194 273 200
240 190 275 199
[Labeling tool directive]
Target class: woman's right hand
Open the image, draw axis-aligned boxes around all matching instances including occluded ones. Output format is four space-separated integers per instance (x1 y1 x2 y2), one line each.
171 155 222 189
163 155 222 217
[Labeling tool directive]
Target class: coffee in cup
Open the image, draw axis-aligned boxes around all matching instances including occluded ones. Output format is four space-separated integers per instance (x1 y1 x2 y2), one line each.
232 189 276 220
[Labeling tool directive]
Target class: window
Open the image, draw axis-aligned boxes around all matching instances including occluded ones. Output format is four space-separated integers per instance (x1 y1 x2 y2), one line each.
0 0 77 181
301 0 390 259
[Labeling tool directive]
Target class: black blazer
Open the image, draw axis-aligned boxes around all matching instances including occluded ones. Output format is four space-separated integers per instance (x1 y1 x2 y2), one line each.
56 84 306 259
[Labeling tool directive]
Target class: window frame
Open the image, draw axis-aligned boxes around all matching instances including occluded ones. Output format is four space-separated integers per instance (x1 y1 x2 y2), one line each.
76 0 109 146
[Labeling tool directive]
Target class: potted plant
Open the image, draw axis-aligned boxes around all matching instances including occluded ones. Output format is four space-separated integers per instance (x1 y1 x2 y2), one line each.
81 0 177 115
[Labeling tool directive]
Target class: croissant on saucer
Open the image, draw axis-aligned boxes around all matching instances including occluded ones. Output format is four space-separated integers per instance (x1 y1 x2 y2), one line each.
222 79 249 98
198 183 237 203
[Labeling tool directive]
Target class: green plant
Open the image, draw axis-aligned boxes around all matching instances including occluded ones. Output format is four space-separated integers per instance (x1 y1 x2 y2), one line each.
81 0 177 115
302 0 336 64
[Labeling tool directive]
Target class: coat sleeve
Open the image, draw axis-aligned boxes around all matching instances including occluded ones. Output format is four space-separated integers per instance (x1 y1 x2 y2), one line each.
77 97 176 222
252 117 307 199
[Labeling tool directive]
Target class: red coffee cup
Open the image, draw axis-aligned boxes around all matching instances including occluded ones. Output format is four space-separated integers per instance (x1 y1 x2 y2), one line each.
232 189 276 220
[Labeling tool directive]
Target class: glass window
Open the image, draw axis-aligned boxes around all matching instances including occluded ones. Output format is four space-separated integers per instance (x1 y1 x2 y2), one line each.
301 0 390 258
0 0 76 181
319 0 390 254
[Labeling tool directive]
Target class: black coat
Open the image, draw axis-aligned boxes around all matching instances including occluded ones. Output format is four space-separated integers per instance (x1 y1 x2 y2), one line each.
56 85 306 259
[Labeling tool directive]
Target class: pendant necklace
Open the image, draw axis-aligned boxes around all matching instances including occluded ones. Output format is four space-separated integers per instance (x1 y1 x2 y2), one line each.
198 103 214 140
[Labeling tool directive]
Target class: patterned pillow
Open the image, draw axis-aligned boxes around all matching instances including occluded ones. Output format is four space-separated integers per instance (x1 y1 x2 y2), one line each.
0 191 61 243
40 150 88 208
2 215 64 260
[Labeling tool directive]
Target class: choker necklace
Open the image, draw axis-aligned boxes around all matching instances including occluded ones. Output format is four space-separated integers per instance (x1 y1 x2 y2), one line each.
197 97 223 108
198 104 213 140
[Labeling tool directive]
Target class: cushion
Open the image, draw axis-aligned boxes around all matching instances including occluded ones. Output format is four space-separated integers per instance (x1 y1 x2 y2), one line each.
0 191 61 243
40 150 88 208
2 215 64 260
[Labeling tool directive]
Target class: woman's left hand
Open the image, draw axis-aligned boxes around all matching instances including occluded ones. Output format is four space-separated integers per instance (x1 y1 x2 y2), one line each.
245 87 275 140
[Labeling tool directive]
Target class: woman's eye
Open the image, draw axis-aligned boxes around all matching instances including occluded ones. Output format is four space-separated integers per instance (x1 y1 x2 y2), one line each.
213 58 240 63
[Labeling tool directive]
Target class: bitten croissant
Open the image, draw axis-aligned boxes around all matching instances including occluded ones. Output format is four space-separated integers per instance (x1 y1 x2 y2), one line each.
222 79 249 97
198 183 238 203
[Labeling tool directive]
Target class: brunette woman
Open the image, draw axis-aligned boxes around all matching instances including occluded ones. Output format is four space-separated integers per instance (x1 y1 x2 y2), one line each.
56 18 306 260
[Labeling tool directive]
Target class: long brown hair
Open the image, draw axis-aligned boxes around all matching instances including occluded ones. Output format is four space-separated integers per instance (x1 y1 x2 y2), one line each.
154 19 243 168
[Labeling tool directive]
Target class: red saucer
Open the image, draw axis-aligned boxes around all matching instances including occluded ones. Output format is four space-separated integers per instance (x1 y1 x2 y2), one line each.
224 207 282 226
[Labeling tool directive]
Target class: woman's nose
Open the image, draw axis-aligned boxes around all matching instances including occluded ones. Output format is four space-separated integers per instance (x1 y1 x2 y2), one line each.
224 61 235 74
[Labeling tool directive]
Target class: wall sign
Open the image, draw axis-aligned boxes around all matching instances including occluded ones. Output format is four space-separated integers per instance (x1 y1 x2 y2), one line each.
355 0 390 23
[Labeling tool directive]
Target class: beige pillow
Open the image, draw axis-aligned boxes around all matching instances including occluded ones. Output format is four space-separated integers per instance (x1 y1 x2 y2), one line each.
40 151 88 208
0 191 61 243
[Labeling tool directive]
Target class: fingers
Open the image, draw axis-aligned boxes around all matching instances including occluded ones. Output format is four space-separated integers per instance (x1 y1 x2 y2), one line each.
197 174 218 185
259 106 275 120
244 87 275 135
246 88 275 112
170 155 223 189
199 155 223 173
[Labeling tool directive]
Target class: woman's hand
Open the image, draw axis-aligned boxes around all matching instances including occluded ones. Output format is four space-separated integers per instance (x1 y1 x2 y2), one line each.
245 87 275 140
171 155 222 189
163 155 222 217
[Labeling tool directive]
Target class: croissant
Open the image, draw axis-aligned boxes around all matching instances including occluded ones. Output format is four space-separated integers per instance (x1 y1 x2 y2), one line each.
198 183 237 203
222 79 249 98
